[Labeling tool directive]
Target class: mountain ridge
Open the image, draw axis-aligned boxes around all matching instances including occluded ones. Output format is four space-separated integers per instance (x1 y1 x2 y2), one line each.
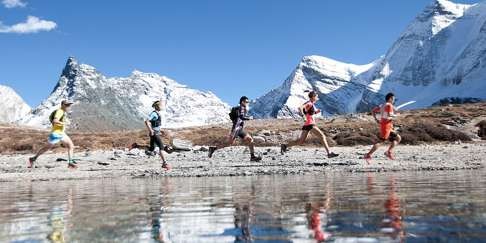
251 0 486 118
20 57 231 131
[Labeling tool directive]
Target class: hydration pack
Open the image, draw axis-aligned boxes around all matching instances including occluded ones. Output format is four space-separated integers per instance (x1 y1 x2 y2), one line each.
229 106 240 122
49 109 65 124
150 111 162 128
302 101 315 115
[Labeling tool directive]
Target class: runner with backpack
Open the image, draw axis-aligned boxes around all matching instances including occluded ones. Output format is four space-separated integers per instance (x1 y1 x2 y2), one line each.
280 91 339 158
208 96 262 162
145 100 172 170
28 100 77 169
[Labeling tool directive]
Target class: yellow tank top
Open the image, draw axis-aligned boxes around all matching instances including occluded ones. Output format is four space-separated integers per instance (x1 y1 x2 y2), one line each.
51 109 66 134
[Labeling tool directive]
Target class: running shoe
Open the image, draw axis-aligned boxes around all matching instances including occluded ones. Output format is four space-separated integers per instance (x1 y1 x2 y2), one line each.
28 157 36 168
67 161 78 169
280 144 288 155
162 163 171 171
208 146 217 158
250 155 262 162
363 153 372 164
384 150 395 160
327 152 339 158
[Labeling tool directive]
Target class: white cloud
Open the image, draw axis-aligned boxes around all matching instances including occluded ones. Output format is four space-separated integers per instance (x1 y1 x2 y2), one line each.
2 0 27 8
0 16 57 34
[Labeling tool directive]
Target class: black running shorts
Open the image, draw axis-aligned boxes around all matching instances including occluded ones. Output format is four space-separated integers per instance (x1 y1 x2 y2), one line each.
302 124 315 131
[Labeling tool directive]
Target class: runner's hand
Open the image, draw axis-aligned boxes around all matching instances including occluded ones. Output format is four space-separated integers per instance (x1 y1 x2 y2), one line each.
149 130 154 136
315 109 321 114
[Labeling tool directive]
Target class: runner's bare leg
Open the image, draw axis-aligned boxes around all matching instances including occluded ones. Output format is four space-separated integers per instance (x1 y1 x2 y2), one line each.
310 127 331 154
287 130 309 147
61 135 74 161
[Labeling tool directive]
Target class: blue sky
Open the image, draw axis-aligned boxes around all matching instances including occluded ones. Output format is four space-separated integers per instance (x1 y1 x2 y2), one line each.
0 0 481 107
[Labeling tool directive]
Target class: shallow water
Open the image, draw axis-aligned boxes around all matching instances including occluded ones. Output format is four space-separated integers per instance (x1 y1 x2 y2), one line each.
1 169 485 243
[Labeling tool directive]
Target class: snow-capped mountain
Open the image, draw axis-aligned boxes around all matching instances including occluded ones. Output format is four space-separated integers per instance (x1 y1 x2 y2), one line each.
21 57 230 131
252 0 486 118
250 56 374 118
0 84 31 124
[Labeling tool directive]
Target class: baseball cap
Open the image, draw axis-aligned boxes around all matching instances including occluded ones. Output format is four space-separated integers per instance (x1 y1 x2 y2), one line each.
61 100 74 106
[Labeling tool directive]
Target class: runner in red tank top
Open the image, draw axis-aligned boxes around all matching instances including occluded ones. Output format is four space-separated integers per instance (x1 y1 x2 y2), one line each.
280 91 339 158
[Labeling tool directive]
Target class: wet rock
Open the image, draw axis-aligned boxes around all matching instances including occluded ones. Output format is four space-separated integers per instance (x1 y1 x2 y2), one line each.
172 139 193 151
197 146 209 152
127 148 144 157
113 149 124 155
260 130 272 136
253 136 266 144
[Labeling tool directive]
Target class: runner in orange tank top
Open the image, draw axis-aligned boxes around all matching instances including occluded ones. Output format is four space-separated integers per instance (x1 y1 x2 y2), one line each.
364 93 402 163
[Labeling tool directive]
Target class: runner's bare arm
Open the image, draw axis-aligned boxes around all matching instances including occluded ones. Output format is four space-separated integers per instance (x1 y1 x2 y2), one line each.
371 107 380 123
52 118 64 126
299 104 307 120
144 120 154 135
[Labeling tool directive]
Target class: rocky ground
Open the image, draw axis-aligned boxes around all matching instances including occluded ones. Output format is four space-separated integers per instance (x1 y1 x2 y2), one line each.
0 142 484 182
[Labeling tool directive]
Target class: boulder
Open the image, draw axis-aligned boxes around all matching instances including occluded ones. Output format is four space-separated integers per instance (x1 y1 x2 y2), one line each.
253 136 266 144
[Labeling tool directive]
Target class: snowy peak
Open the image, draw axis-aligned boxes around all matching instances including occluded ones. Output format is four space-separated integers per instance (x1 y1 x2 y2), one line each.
252 0 486 118
251 55 375 118
299 55 372 81
0 84 31 124
422 0 471 35
404 0 470 38
21 57 230 131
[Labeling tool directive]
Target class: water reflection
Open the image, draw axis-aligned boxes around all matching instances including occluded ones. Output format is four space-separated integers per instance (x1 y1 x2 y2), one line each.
0 170 485 242
381 177 405 242
46 188 72 243
305 182 332 242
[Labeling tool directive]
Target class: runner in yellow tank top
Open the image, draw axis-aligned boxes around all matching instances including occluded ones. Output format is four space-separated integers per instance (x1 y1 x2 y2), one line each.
29 100 77 169
51 109 66 134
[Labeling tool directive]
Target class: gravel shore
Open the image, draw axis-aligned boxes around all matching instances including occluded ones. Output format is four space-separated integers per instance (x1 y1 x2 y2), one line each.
0 143 484 182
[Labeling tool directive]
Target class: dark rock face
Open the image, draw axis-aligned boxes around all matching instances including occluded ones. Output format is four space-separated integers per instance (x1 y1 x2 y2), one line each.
476 120 486 139
432 97 484 106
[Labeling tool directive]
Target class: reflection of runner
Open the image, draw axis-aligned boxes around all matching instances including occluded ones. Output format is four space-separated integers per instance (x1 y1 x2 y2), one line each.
233 203 252 242
306 183 332 241
150 178 172 242
281 91 339 158
47 188 73 243
364 93 402 163
382 177 405 241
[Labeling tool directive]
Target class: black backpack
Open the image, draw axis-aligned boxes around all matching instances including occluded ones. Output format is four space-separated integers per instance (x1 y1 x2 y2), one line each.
302 101 315 115
229 106 240 122
49 109 65 124
149 111 161 128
